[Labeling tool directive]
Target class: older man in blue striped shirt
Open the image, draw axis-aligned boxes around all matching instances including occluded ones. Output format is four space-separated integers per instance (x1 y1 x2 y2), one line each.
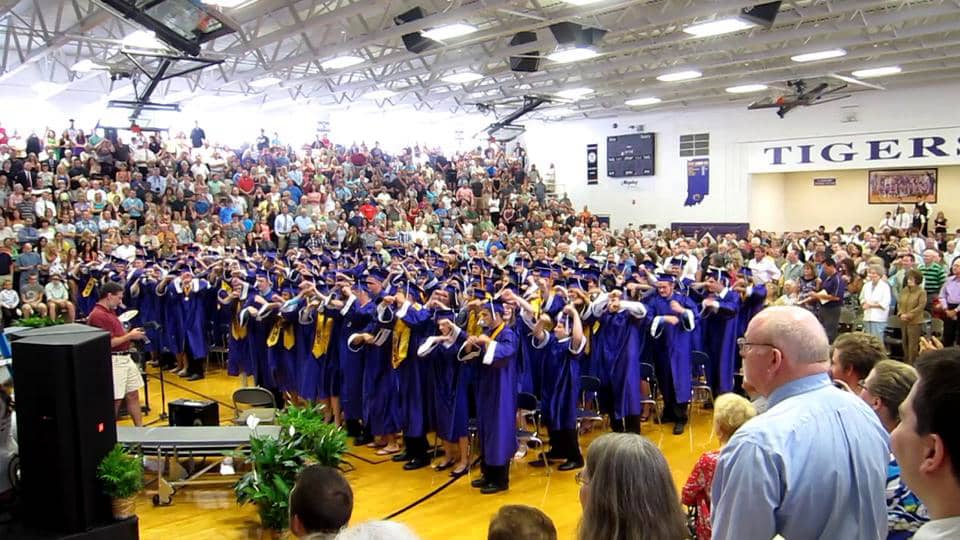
711 306 889 540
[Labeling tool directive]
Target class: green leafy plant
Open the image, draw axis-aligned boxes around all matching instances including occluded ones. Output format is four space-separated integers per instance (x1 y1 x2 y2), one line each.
15 316 64 328
277 404 348 467
97 444 144 499
234 434 307 531
235 404 347 532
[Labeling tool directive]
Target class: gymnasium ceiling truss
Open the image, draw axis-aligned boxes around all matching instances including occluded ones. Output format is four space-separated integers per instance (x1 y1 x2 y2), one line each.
1 0 960 119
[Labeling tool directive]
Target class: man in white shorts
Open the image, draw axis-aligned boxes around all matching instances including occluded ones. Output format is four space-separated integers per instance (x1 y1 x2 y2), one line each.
86 282 146 426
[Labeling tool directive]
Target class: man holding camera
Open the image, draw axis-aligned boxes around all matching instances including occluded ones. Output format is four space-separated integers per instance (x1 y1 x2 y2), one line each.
87 281 147 426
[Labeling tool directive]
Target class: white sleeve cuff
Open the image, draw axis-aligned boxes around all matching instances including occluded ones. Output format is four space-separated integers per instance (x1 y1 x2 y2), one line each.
482 341 498 365
531 332 550 350
256 304 275 321
372 328 391 346
568 336 587 355
520 309 538 330
682 309 695 331
377 302 394 324
347 333 365 352
620 300 647 319
417 336 441 357
457 342 480 363
650 316 663 338
396 300 411 319
340 294 356 316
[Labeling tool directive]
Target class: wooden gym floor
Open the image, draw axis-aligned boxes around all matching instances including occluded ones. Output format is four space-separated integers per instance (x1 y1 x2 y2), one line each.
126 362 718 540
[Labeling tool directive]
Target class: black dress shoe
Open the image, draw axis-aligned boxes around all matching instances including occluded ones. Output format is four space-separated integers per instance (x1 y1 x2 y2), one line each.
527 457 548 468
470 477 487 488
391 453 410 462
479 483 508 495
403 458 431 471
450 465 469 478
673 422 687 435
185 374 204 381
434 461 455 472
353 435 373 447
557 459 584 471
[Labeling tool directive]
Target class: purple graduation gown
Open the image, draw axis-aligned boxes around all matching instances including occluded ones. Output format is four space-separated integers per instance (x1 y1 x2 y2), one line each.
476 324 519 467
421 331 469 441
701 289 741 394
162 278 210 359
395 303 433 439
737 284 767 339
591 308 648 419
533 334 583 431
359 303 400 437
335 296 370 422
646 293 699 401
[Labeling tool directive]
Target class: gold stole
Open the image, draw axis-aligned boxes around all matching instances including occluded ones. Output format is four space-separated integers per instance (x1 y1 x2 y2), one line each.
392 305 419 369
82 276 97 297
466 310 482 336
312 312 334 358
267 317 296 350
487 322 506 341
231 301 248 340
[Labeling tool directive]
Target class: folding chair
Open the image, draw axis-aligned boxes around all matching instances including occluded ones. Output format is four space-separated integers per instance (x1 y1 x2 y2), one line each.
639 363 663 433
577 375 604 433
515 392 549 473
884 315 904 359
690 351 713 412
931 318 945 340
232 387 278 425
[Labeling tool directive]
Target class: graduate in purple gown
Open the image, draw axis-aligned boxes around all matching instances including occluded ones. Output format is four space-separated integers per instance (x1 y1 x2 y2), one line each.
700 267 741 395
646 272 699 435
129 265 163 357
735 266 767 339
295 280 339 420
347 270 400 455
72 264 101 318
388 282 437 471
512 289 586 470
267 284 301 396
417 308 471 477
460 299 518 494
241 272 279 392
585 289 650 434
156 267 211 381
218 275 253 380
323 275 369 443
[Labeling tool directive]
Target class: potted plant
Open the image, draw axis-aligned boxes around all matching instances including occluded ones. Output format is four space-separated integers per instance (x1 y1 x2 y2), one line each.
97 444 144 520
277 404 348 467
234 404 348 536
234 433 307 536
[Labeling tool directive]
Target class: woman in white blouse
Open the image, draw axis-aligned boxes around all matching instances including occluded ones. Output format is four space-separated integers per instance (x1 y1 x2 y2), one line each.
860 264 892 339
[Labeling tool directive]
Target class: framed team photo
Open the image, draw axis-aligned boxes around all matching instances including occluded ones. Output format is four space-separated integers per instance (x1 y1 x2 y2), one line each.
867 168 937 204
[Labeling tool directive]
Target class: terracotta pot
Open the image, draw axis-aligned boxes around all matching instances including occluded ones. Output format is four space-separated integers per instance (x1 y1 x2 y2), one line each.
111 496 136 520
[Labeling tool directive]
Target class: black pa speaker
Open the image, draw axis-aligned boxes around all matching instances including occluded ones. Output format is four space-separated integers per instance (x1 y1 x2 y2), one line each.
548 22 607 47
394 7 436 54
508 31 540 73
12 324 116 534
168 399 219 426
741 1 782 28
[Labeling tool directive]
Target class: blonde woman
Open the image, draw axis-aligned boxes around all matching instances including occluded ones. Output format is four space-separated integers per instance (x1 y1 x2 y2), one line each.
681 394 758 540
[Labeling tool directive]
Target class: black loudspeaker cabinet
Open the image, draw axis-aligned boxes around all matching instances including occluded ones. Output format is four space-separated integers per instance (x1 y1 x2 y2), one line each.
11 324 117 534
394 6 436 54
508 31 539 73
168 399 219 426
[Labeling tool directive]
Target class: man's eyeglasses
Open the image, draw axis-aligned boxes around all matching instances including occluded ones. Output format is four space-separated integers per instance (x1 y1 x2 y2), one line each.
737 338 776 352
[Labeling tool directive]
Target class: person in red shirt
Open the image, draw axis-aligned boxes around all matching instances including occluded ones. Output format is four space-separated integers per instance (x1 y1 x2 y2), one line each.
87 282 147 426
681 393 757 540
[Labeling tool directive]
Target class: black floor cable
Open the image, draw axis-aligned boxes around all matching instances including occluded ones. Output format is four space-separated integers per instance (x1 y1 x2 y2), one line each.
145 371 235 410
381 457 480 520
344 452 392 465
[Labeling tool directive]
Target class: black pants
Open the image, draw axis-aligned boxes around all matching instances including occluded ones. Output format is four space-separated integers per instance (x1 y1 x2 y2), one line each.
188 356 204 377
402 435 429 461
481 463 509 488
547 428 582 462
656 359 689 424
944 305 960 347
820 305 842 344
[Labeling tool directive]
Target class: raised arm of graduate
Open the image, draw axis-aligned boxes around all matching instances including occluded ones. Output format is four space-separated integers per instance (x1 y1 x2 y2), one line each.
567 304 586 353
481 326 518 368
619 299 648 319
588 292 609 319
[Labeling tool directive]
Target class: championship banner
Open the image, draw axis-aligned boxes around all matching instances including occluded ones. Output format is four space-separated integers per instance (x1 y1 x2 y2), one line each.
587 144 598 184
685 159 709 206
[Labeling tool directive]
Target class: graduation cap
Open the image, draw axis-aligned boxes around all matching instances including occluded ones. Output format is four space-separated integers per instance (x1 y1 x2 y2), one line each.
434 309 456 323
255 269 270 280
186 245 201 254
655 272 676 284
351 281 371 294
579 268 601 283
532 265 553 279
488 299 507 315
366 267 389 282
110 256 127 265
738 267 753 279
387 246 406 257
704 266 727 283
668 256 686 268
640 261 658 274
567 276 585 290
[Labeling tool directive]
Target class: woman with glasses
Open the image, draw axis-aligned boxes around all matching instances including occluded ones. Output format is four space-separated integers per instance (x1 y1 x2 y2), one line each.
576 433 686 540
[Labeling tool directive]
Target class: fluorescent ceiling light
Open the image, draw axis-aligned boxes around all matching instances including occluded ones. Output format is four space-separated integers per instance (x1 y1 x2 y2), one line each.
790 49 846 62
625 97 661 106
203 0 250 7
564 0 605 4
122 30 166 50
70 59 107 73
851 66 902 78
321 55 364 70
656 70 702 82
108 84 135 99
683 18 755 37
363 89 396 99
422 23 477 41
249 76 282 88
725 83 768 94
542 107 576 117
441 72 484 84
556 87 594 100
31 81 67 98
547 46 599 64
